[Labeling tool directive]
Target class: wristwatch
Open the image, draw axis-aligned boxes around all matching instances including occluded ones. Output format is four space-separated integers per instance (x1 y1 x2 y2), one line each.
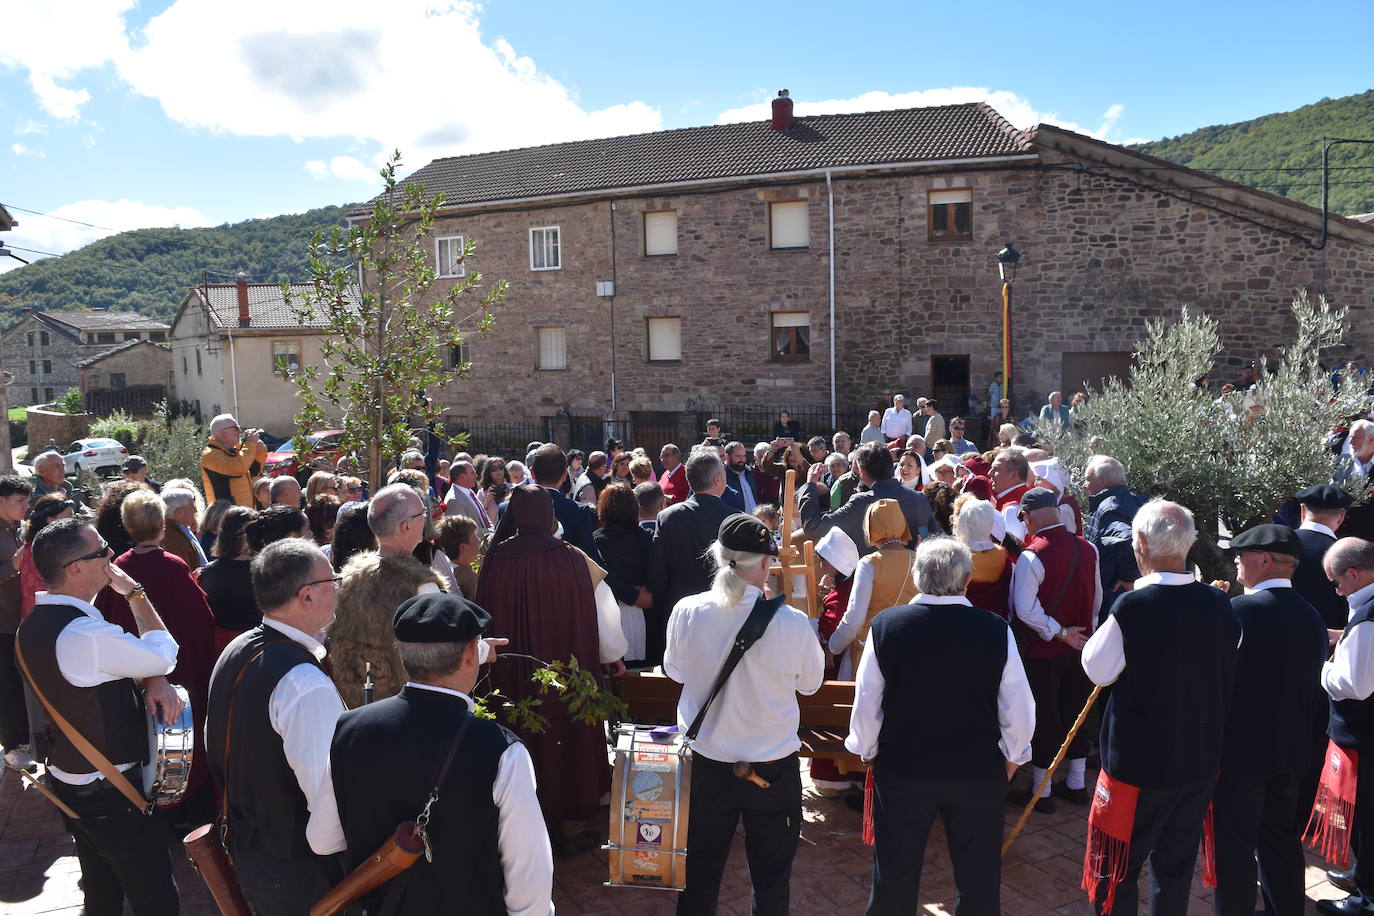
1056 625 1069 641
127 584 147 601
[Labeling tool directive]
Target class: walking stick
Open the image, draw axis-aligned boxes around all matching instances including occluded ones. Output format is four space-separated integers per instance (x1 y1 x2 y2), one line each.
1001 683 1103 856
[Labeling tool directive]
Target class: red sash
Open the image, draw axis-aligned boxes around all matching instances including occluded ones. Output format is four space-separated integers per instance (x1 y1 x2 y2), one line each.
1305 740 1360 868
862 768 876 845
1081 770 1140 914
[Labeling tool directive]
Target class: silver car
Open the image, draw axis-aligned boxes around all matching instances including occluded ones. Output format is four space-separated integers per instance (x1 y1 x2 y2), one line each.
61 437 130 477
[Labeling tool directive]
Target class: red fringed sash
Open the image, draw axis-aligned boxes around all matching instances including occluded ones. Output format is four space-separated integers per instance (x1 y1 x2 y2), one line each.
1200 802 1217 888
1305 740 1360 869
1081 770 1141 915
862 768 875 845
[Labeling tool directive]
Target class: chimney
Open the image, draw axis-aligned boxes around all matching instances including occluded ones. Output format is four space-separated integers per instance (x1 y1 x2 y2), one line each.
771 89 794 131
235 271 250 327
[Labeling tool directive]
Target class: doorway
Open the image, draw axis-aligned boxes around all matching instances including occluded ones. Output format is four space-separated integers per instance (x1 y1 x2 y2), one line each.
930 355 971 419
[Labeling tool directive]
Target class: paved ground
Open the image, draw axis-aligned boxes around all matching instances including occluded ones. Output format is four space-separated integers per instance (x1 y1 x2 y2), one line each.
0 763 1351 915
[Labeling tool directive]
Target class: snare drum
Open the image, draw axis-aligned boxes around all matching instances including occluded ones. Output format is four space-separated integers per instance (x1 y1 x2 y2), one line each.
144 685 193 808
605 724 692 891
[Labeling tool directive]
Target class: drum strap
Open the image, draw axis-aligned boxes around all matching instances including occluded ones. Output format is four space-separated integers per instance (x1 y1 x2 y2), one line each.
14 640 153 816
219 641 276 857
686 593 785 742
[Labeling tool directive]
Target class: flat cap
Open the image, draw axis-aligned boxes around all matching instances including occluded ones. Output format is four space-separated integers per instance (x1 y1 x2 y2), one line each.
1296 483 1353 511
718 513 779 556
122 455 148 471
1230 524 1302 558
1019 487 1060 513
393 592 490 643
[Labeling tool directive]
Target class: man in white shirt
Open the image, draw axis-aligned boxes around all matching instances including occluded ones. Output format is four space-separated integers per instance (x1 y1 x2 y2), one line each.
17 518 184 916
847 538 1033 915
880 394 913 443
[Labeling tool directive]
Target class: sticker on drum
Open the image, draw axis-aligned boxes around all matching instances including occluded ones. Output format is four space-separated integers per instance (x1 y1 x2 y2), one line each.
632 854 662 876
632 752 671 772
636 823 663 846
631 770 663 801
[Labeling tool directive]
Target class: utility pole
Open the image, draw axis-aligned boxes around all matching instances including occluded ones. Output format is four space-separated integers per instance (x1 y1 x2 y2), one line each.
0 240 25 473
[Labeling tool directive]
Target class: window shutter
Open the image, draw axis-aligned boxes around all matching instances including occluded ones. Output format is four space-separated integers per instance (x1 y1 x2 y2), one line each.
929 189 972 205
537 327 567 369
771 311 809 327
647 317 681 361
770 201 809 248
644 211 678 256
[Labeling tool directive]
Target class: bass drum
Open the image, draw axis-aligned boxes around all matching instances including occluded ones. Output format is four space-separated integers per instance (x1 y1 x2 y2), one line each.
605 724 691 892
144 685 193 808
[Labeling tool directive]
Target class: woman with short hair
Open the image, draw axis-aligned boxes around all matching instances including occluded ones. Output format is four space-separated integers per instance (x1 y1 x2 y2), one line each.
198 505 260 654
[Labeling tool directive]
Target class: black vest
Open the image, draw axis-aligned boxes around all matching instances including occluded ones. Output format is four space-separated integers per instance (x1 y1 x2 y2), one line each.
16 603 149 776
206 625 325 859
1221 588 1327 774
1293 528 1348 630
1330 592 1374 750
870 601 1009 782
331 686 517 915
1100 582 1240 788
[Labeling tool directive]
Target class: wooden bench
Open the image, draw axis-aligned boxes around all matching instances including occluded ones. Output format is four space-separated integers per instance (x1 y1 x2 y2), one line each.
614 672 863 768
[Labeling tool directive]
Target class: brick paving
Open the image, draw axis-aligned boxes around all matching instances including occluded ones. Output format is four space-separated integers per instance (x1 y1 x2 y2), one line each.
0 763 1352 915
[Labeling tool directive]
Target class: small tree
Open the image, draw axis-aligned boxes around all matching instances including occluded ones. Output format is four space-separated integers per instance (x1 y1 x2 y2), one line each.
59 387 84 415
138 400 208 483
284 151 505 491
1040 291 1370 580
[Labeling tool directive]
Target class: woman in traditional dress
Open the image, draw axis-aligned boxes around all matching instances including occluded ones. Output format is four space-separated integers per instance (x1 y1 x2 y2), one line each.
952 494 1015 620
827 498 916 679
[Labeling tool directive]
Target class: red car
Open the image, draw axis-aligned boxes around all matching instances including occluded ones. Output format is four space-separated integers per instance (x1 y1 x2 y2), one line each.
262 430 347 478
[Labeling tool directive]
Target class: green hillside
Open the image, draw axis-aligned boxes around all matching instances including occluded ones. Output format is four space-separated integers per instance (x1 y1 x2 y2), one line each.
1131 90 1374 216
0 203 355 323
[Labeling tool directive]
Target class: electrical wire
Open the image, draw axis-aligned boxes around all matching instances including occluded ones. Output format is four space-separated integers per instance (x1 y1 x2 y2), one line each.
0 201 244 257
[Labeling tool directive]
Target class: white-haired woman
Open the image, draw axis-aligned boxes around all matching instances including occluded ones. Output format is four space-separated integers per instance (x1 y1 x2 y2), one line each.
953 493 1015 620
663 513 824 915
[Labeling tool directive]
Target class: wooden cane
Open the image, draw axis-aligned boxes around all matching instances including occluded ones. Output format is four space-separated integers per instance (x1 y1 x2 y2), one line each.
1001 683 1103 856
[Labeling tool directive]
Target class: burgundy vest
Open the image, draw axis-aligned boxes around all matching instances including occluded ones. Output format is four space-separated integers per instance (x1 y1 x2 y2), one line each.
1022 525 1097 660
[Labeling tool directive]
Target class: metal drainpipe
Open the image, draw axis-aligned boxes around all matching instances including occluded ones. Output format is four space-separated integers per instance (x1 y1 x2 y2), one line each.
826 170 836 429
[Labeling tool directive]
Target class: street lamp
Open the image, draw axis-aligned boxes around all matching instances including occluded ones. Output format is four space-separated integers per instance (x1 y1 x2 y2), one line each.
996 244 1020 405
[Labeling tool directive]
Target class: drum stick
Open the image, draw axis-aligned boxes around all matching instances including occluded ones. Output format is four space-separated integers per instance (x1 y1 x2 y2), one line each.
19 769 80 820
1001 684 1102 856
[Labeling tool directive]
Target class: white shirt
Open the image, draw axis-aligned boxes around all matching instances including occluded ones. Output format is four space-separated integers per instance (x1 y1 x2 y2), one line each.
39 591 180 785
844 595 1034 765
260 617 349 858
880 407 913 439
594 580 629 664
1324 581 1374 703
664 584 824 763
1243 577 1293 595
400 683 554 916
1009 526 1102 642
1082 571 1196 685
828 555 909 657
1300 520 1338 539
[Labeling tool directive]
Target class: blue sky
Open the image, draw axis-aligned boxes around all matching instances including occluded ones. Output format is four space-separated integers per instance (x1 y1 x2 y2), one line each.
2 0 1371 272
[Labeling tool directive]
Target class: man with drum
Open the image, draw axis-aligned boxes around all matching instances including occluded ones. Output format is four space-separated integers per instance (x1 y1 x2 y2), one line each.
664 514 825 916
16 517 184 915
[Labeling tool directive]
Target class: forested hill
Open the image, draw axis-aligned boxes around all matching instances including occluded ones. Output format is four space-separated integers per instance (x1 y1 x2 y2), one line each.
0 203 355 324
1130 90 1374 216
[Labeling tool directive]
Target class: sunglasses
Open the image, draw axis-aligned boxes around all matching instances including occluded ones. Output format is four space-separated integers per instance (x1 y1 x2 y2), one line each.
64 538 111 567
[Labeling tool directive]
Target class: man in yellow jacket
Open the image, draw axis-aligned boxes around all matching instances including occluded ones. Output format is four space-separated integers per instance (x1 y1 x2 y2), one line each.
200 414 267 507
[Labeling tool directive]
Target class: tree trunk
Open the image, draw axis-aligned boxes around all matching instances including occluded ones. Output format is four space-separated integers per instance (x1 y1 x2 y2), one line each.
1190 521 1233 587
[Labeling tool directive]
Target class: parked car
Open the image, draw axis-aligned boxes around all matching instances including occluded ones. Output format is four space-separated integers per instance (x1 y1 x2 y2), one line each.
61 438 130 477
263 430 347 478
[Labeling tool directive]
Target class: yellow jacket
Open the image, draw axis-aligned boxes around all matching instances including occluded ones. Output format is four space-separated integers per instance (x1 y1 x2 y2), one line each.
200 437 267 507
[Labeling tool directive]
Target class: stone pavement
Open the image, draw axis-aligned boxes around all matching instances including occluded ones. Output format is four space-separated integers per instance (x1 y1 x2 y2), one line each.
0 762 1352 915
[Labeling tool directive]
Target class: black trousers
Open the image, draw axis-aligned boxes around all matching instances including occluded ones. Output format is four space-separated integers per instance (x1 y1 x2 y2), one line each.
1350 748 1374 898
1025 652 1094 767
1092 776 1214 916
0 633 29 748
230 836 344 916
867 765 1003 915
1211 768 1305 916
51 770 179 916
677 753 801 916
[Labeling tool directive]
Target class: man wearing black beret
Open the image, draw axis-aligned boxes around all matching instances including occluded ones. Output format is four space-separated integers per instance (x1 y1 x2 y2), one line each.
1211 525 1327 916
327 593 552 915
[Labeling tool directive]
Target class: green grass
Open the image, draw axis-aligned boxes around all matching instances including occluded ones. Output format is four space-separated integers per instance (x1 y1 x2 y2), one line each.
8 407 24 422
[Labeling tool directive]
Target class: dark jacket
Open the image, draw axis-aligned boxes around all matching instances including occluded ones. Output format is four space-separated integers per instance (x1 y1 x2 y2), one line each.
594 523 653 606
1085 484 1146 619
646 493 736 617
1293 526 1347 630
541 486 604 567
724 465 759 509
797 477 936 554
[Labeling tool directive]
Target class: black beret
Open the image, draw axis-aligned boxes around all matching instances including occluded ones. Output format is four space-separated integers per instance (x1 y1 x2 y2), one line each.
1019 487 1059 513
1230 524 1302 558
393 593 490 643
718 513 779 557
1296 484 1353 511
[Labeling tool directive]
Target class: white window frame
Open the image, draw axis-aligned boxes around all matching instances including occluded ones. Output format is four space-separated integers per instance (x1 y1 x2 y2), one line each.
644 210 678 257
535 326 567 370
435 235 466 278
529 226 561 271
769 200 809 249
272 340 302 375
646 317 682 362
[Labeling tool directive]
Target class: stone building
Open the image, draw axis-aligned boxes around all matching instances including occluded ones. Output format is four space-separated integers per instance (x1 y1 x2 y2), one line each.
76 339 173 415
0 310 170 407
351 95 1374 449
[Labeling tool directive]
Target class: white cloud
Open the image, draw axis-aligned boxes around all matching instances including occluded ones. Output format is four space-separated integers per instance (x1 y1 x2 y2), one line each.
0 0 135 119
715 88 1134 142
0 199 213 275
305 155 380 183
10 143 44 157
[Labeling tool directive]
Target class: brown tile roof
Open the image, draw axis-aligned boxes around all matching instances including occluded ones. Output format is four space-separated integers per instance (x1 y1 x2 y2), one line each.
75 338 168 368
353 102 1031 214
43 310 169 331
192 282 355 331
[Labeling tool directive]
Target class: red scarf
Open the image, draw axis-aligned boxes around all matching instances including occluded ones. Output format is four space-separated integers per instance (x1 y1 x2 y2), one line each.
1305 740 1360 868
1081 770 1141 914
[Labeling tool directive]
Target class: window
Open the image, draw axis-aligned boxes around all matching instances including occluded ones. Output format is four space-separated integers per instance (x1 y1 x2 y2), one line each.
447 342 471 370
110 373 127 390
149 331 166 341
96 332 116 344
195 349 202 376
529 227 561 271
182 356 188 375
273 340 302 374
43 387 53 401
28 361 35 375
42 360 51 375
25 332 33 347
647 317 682 362
436 236 466 278
928 188 973 241
535 326 566 370
29 388 37 403
769 200 809 249
644 211 678 256
40 331 49 346
771 312 810 361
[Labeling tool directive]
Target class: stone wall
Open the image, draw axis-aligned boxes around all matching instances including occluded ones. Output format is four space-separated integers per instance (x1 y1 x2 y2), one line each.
26 407 93 452
1 317 85 406
78 342 171 393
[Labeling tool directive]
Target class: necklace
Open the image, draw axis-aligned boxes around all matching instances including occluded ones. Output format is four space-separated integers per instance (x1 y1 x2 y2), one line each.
874 538 906 551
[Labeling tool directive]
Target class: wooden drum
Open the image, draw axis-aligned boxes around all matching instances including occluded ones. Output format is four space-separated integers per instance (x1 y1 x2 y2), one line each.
605 724 692 891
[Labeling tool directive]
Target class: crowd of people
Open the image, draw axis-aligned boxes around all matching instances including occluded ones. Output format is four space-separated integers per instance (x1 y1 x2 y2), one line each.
2 389 1374 916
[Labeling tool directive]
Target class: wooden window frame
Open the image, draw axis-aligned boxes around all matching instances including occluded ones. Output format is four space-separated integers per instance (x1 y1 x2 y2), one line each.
770 312 811 362
927 188 974 242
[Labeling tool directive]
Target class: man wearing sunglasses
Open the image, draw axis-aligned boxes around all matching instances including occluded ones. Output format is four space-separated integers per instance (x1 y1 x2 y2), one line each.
200 414 267 508
16 518 183 915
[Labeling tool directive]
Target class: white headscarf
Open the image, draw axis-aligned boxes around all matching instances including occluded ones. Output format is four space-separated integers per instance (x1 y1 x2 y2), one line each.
815 528 860 578
955 499 999 552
